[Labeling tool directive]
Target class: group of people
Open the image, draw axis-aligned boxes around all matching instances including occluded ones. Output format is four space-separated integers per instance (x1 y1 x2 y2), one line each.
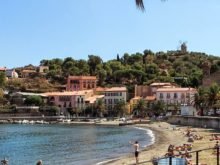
210 134 220 141
165 144 192 158
185 127 203 142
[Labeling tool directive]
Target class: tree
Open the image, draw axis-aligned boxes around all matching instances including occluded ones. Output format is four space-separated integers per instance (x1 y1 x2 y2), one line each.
193 87 208 116
95 99 105 117
208 83 220 115
133 99 147 117
0 72 6 88
151 101 166 116
50 106 59 115
25 95 43 106
88 55 102 75
135 0 145 11
113 100 128 117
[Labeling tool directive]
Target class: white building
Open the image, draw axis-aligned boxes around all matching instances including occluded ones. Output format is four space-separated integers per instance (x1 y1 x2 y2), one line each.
156 87 197 105
98 87 127 111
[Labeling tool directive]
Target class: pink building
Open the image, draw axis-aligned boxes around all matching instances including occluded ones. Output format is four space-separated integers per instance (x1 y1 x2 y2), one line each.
44 90 104 115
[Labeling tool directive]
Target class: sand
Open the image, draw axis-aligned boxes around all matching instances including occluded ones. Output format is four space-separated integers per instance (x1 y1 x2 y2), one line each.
104 121 220 165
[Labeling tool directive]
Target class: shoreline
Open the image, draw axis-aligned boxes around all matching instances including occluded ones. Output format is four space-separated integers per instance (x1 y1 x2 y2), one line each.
104 122 188 165
1 119 220 164
104 122 220 165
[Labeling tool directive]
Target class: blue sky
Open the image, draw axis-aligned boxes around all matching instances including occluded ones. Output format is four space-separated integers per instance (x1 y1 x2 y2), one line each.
0 0 220 68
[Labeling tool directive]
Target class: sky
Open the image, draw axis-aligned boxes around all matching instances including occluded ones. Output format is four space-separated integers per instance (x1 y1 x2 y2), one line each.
0 0 220 68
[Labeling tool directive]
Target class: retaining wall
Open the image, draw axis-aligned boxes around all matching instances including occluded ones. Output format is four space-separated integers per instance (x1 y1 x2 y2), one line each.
168 116 220 129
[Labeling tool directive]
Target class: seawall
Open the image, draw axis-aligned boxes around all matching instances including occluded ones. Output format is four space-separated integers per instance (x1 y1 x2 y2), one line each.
168 115 220 129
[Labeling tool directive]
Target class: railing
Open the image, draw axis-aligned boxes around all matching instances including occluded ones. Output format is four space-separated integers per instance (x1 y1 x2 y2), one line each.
152 147 219 165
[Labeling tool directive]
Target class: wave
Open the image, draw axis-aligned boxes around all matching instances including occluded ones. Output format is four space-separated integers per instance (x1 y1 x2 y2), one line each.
95 158 119 165
133 126 155 146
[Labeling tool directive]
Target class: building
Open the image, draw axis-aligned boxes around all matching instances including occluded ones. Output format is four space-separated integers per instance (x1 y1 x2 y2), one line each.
0 67 6 72
130 83 176 112
45 90 104 115
20 69 36 78
150 82 176 96
96 87 127 112
38 66 49 73
5 69 19 78
156 87 197 105
66 76 97 91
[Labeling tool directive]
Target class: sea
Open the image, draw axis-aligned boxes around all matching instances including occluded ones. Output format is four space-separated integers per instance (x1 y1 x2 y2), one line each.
0 124 155 165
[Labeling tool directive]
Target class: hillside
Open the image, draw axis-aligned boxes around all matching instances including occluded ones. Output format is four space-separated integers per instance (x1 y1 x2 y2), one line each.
2 47 220 92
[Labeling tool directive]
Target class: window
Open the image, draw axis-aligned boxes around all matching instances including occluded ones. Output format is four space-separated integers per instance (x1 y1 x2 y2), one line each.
77 98 80 103
174 93 178 99
83 82 86 88
70 80 79 84
166 93 170 99
160 93 163 99
81 98 83 103
59 96 71 102
69 102 72 107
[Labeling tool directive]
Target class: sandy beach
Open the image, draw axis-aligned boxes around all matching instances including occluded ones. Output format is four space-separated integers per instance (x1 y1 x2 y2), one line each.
104 121 220 165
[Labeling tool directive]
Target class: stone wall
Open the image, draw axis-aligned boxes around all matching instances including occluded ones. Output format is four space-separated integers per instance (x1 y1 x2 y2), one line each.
168 116 220 129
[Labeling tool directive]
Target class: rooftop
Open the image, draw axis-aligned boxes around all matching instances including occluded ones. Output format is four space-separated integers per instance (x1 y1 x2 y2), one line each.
44 90 94 96
22 70 36 73
68 76 97 80
96 87 127 92
85 95 104 103
156 87 197 92
0 67 6 71
150 82 172 86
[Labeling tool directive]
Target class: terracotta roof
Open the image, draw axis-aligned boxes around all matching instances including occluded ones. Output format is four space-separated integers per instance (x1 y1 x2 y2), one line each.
85 95 104 103
131 96 142 100
0 67 6 71
68 76 97 80
145 96 156 101
150 82 172 86
44 90 94 96
22 70 36 73
96 87 127 92
16 92 47 97
95 87 106 92
105 87 127 92
156 87 197 92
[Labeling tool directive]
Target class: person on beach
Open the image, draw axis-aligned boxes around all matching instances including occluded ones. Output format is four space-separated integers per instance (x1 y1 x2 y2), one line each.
129 141 139 165
36 160 43 165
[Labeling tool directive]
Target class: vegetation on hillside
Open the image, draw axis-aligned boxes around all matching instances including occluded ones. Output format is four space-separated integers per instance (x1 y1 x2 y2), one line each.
37 49 220 88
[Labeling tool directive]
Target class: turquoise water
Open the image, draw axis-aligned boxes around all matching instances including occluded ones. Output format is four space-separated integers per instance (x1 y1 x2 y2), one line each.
0 124 154 165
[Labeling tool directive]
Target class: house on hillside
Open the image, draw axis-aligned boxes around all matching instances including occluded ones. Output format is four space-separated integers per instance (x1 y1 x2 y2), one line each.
66 76 97 91
20 69 37 78
5 69 19 78
0 67 6 73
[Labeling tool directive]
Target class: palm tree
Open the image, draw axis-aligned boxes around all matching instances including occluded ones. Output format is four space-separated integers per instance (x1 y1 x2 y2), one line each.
208 83 220 115
95 99 106 117
113 100 127 117
134 99 147 117
136 0 145 11
193 87 208 116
